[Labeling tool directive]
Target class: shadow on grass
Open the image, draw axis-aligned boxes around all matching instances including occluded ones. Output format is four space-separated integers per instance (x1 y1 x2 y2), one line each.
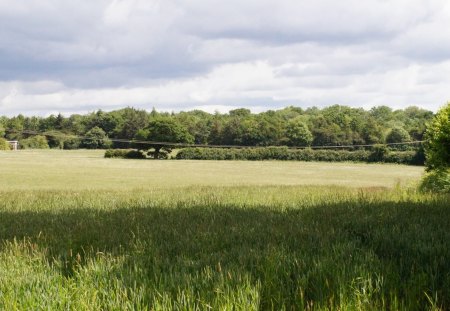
1 199 449 309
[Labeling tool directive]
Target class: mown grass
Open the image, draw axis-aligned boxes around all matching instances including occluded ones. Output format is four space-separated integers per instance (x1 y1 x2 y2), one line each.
0 186 449 310
0 150 448 310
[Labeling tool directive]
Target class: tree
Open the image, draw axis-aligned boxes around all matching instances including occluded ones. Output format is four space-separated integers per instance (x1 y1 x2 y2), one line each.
142 119 194 159
423 103 450 171
44 130 68 149
114 108 148 140
386 127 411 144
82 127 111 149
419 103 450 193
285 118 313 146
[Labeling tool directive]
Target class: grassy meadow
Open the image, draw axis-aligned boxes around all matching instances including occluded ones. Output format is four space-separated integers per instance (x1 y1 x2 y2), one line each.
0 150 449 310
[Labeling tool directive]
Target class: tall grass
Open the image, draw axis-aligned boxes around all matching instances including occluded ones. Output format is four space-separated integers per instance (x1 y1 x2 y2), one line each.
1 186 449 310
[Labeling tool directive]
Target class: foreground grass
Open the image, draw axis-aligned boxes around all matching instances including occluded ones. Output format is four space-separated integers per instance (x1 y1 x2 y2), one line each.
1 186 449 310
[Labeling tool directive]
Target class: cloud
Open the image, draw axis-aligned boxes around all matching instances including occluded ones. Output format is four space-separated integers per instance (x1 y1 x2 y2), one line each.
0 0 449 115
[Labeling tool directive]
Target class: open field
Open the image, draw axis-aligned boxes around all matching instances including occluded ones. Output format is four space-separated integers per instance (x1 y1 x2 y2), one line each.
0 150 424 190
0 150 449 310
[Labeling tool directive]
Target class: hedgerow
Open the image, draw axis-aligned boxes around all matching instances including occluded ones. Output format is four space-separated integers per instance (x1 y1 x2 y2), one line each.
104 149 147 159
175 147 424 165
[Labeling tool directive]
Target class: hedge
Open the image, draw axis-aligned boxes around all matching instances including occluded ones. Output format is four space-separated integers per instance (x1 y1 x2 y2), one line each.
175 147 424 165
104 149 147 159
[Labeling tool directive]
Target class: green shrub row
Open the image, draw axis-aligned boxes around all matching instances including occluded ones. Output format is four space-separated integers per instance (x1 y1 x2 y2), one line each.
175 146 425 165
104 149 147 159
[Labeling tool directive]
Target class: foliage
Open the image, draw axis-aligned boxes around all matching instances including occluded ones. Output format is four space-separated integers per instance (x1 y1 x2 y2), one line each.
19 135 49 149
368 145 388 162
82 126 112 149
0 137 10 150
43 130 69 149
420 169 450 193
141 118 194 159
176 147 424 165
284 118 313 146
0 105 434 152
63 138 81 150
104 149 147 159
423 102 450 171
386 127 411 144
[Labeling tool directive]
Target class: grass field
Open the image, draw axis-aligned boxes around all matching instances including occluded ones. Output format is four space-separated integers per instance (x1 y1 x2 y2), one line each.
0 150 449 310
0 150 423 190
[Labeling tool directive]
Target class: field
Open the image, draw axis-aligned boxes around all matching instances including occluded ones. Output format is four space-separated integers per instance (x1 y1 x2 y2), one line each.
0 150 449 310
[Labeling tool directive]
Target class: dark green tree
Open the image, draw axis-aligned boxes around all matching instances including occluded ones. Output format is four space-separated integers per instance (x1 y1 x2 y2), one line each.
143 119 194 159
82 127 111 149
386 127 411 144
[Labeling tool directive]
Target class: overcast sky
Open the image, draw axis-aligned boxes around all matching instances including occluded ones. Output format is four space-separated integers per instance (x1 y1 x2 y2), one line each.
1 0 449 116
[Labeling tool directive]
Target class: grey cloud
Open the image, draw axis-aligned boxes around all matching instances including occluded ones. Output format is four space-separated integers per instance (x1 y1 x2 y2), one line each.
0 0 449 115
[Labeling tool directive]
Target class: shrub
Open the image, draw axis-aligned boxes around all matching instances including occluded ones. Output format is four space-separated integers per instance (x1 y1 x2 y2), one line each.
63 138 81 150
368 145 388 162
104 149 147 159
0 137 10 150
176 147 424 165
20 135 50 149
419 169 450 193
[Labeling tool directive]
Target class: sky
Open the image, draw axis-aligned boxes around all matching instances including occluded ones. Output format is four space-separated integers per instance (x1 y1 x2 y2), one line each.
0 0 449 116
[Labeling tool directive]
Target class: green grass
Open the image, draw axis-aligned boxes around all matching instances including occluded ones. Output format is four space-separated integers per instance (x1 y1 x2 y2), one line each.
0 150 449 310
0 149 423 190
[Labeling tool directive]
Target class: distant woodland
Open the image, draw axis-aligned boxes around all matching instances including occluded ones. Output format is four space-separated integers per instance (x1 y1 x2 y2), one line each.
0 105 433 149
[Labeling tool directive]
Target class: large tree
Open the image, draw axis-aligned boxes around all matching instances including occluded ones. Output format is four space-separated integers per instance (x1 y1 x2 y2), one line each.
420 103 450 193
424 102 450 171
284 118 313 147
140 119 194 159
82 127 112 149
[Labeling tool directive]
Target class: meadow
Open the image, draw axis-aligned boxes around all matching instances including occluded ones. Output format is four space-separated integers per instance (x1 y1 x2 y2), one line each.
0 150 449 310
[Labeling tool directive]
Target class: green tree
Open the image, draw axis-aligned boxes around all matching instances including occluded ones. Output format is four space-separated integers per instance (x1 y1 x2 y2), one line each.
386 127 411 144
423 103 450 171
82 127 112 149
44 131 68 149
143 119 194 159
285 118 313 146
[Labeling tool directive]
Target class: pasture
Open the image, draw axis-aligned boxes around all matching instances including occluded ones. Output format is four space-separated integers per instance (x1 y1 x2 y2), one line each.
0 149 423 190
0 150 449 310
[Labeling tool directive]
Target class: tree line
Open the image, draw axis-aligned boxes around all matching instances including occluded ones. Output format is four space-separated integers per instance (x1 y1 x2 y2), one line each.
0 105 434 151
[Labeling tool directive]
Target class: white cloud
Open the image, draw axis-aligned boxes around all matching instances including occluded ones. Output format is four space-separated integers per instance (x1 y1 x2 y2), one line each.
0 0 449 115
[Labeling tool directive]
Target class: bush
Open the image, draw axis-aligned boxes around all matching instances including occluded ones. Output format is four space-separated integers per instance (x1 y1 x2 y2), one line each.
63 138 81 150
104 149 147 159
420 169 450 193
368 145 388 162
20 135 50 149
0 137 10 150
176 147 424 165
